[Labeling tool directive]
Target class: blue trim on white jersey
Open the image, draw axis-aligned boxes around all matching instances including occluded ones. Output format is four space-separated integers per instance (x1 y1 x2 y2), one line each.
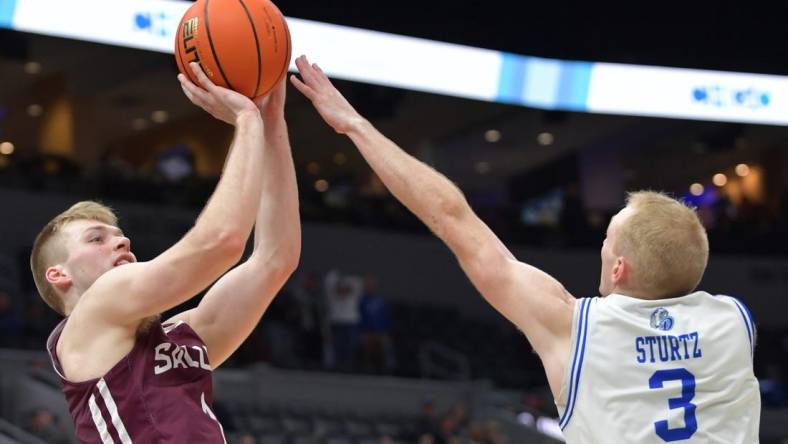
559 297 591 430
728 296 755 357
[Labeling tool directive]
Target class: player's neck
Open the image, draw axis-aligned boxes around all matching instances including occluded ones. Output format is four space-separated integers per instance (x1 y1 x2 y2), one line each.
60 289 82 317
612 285 657 300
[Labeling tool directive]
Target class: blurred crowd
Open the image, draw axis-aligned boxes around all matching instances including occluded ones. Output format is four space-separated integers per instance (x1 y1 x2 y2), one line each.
4 150 788 255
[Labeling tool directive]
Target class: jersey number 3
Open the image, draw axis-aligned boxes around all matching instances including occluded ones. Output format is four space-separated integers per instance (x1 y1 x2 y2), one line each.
649 368 698 442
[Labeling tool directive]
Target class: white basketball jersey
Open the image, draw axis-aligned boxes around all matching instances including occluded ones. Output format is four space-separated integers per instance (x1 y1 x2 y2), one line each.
556 292 760 443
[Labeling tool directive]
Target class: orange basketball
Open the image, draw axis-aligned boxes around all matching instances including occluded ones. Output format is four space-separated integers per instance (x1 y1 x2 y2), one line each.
174 0 291 99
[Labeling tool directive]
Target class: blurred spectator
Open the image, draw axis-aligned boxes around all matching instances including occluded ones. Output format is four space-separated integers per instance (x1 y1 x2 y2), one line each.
324 270 363 371
0 289 21 348
154 144 202 207
102 148 136 179
23 408 68 444
419 434 436 444
416 396 443 443
760 364 788 408
323 173 355 211
466 422 485 444
21 298 54 349
291 271 329 369
379 435 395 444
260 288 299 368
485 420 507 444
237 433 256 444
156 144 195 183
515 393 547 428
559 182 590 247
440 401 470 442
212 400 236 435
359 275 396 374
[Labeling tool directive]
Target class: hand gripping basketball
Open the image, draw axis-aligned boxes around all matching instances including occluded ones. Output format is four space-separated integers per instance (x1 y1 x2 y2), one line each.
178 62 259 125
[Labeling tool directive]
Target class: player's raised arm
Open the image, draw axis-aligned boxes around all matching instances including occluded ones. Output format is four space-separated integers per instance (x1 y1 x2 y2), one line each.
291 55 575 392
73 63 266 328
167 78 301 367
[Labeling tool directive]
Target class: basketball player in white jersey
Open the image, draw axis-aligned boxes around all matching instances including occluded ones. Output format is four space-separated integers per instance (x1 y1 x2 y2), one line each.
291 55 760 443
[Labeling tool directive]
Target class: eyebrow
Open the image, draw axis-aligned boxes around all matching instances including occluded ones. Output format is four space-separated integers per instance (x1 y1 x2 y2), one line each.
83 225 124 238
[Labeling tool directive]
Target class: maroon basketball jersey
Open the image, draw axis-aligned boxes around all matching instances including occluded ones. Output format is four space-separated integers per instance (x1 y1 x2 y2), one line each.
47 319 227 443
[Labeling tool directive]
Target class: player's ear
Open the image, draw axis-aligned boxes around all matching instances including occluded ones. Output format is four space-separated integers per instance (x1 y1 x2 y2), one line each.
611 256 628 286
46 265 72 292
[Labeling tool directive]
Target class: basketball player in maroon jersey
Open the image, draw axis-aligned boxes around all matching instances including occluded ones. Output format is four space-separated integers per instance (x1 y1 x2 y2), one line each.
29 63 300 443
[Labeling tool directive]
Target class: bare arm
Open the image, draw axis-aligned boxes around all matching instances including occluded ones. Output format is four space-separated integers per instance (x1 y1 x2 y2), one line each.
75 63 267 329
291 56 575 392
167 79 301 367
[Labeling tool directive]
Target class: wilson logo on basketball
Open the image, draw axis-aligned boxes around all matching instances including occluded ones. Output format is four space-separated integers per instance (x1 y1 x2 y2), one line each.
182 18 201 66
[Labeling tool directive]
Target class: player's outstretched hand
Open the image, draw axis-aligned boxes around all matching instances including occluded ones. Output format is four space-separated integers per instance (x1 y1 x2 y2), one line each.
290 55 363 134
179 62 259 125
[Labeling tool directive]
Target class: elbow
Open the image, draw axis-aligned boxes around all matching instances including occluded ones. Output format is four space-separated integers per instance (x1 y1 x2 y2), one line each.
459 239 511 288
278 244 301 278
431 188 468 238
436 186 467 222
251 241 301 283
276 242 302 280
213 230 247 265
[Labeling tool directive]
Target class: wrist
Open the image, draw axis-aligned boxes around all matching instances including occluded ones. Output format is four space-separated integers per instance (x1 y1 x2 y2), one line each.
235 108 262 125
343 116 369 135
264 118 289 143
262 111 286 127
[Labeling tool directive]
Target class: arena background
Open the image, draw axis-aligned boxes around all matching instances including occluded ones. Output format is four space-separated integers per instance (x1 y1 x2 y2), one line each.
0 1 786 443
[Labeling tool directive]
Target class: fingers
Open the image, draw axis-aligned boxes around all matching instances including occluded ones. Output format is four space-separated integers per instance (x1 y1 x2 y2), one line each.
310 63 327 87
178 73 210 105
178 74 198 103
294 55 321 86
190 62 217 92
290 74 315 100
180 82 196 103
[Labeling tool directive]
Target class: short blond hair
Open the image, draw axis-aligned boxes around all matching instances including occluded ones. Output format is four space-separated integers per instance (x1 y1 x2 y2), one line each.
30 201 118 315
615 191 709 299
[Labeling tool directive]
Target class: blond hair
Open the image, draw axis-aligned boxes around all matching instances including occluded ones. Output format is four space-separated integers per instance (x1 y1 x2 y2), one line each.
30 201 118 315
615 191 709 299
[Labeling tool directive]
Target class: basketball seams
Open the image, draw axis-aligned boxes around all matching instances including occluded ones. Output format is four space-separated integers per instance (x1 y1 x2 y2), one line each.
174 16 192 84
203 0 235 91
272 6 291 94
236 0 263 98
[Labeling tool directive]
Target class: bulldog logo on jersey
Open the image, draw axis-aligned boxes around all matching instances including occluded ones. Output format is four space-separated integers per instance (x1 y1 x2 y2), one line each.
650 307 674 331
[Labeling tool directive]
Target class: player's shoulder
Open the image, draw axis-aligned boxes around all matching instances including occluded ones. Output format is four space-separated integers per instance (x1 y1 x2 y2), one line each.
696 291 754 315
703 292 756 329
684 291 757 343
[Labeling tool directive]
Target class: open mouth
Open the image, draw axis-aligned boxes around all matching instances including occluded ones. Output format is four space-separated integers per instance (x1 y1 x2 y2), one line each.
114 254 135 267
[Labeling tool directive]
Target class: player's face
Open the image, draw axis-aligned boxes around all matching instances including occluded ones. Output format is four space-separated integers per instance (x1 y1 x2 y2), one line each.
599 207 631 296
59 219 136 292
